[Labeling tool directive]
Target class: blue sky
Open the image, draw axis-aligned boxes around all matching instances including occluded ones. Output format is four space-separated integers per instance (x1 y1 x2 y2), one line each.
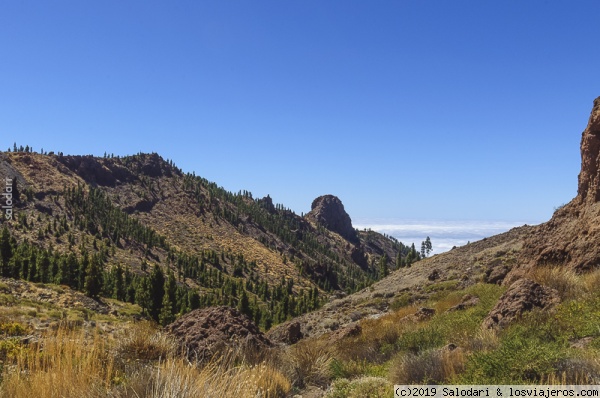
2 1 599 223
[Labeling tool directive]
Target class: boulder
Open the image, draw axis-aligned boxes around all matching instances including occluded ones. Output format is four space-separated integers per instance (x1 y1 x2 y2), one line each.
483 278 560 330
267 320 304 345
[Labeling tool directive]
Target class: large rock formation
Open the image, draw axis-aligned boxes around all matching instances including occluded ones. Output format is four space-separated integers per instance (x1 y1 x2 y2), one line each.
577 96 600 205
305 195 359 243
519 97 600 271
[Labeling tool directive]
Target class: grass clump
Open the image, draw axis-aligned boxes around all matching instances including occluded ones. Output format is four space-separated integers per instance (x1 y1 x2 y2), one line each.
389 347 465 384
324 376 392 398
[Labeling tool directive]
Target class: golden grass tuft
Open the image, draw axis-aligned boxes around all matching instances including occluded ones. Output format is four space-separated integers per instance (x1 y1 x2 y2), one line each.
281 338 333 388
527 266 582 300
0 326 115 398
389 347 466 384
527 265 600 302
0 322 292 398
116 320 177 362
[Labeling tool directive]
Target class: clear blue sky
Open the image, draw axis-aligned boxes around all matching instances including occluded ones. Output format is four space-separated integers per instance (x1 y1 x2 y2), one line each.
2 1 599 223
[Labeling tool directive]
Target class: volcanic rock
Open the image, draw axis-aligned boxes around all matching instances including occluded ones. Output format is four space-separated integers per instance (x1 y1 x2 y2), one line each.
328 322 362 343
305 195 358 243
482 278 560 330
577 96 600 205
518 97 600 271
166 306 271 361
266 320 304 345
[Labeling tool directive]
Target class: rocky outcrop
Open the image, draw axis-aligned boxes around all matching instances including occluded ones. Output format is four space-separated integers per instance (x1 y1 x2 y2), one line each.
166 306 271 361
518 97 600 271
305 195 358 243
577 96 600 205
482 278 559 330
57 153 176 187
258 194 276 213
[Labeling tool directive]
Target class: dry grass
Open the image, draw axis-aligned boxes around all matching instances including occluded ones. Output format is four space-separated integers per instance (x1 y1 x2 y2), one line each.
0 326 115 398
120 358 291 398
527 266 600 301
389 347 466 384
0 322 292 398
334 305 417 362
527 266 582 300
461 326 500 352
116 321 177 362
280 338 333 388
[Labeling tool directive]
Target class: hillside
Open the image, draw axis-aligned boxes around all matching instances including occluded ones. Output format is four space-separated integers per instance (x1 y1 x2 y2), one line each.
0 149 406 328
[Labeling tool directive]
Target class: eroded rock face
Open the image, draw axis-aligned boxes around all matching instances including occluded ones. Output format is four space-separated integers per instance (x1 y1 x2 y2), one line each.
517 97 600 271
305 195 358 243
166 306 271 361
578 97 600 205
482 278 559 330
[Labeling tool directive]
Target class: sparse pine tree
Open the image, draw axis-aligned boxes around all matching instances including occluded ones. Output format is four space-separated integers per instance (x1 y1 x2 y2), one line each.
379 254 389 277
84 255 103 299
238 289 251 318
425 236 432 256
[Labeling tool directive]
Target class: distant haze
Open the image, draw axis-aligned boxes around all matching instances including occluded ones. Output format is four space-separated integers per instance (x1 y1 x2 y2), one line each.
353 219 538 254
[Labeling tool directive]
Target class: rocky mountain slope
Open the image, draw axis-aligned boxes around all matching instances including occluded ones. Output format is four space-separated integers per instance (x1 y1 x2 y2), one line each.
0 149 405 327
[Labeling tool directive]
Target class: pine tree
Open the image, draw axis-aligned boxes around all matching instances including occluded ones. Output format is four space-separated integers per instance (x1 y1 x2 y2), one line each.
238 289 251 318
0 226 13 275
379 254 389 277
159 271 176 326
84 255 103 299
135 277 152 316
149 264 165 322
425 236 432 256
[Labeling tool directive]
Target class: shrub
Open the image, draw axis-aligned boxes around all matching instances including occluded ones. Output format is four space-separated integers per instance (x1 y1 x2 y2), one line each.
324 376 392 398
281 339 332 388
116 321 176 362
389 348 465 384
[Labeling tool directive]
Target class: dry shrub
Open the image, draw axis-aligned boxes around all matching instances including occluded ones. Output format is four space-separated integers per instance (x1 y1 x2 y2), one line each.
121 358 291 398
1 322 291 398
335 305 417 363
542 355 600 385
324 376 392 398
582 268 600 295
0 326 115 398
432 291 465 313
281 339 333 388
527 266 581 300
462 327 500 352
389 347 465 384
116 321 177 362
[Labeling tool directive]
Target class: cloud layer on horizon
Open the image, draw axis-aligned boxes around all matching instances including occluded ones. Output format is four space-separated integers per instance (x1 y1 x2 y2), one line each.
353 219 532 254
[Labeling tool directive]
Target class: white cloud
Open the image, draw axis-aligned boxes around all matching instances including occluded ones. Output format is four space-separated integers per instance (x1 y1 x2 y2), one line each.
354 219 533 254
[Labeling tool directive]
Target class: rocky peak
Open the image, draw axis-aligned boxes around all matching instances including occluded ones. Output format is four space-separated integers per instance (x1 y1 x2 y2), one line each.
305 195 358 243
258 194 276 213
577 96 600 205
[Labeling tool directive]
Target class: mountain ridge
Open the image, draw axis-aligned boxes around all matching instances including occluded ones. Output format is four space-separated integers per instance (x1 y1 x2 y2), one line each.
0 148 409 328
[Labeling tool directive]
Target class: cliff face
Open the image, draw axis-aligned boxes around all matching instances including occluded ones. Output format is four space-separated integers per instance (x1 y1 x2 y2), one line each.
577 97 600 204
519 97 600 271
